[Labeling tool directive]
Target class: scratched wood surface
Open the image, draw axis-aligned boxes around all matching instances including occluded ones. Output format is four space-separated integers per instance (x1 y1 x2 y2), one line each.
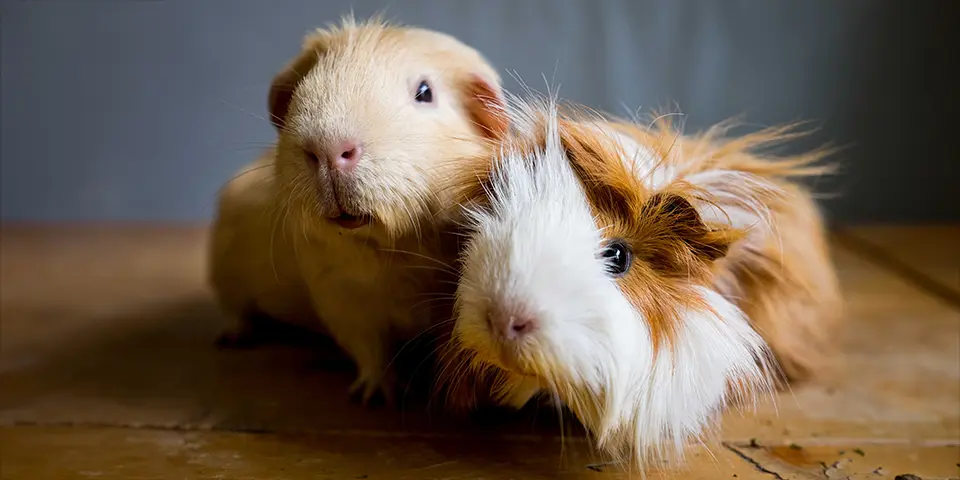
1 225 958 479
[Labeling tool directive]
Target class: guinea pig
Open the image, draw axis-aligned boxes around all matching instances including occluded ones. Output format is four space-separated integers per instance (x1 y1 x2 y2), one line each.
207 15 508 405
436 94 841 469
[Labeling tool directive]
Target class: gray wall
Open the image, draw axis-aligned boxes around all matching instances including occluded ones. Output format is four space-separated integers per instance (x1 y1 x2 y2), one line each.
2 0 957 224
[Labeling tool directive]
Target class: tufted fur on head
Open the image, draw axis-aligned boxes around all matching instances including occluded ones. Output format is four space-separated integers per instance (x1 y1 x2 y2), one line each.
617 111 844 385
435 92 841 471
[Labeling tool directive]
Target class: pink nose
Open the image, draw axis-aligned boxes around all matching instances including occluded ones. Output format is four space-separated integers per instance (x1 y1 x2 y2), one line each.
487 306 539 341
326 140 363 172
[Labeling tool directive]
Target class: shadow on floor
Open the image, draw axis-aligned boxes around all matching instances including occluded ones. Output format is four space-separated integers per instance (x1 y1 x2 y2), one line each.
0 294 579 439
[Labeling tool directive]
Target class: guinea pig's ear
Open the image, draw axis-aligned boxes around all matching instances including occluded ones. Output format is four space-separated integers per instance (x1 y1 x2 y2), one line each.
640 192 742 268
267 38 326 131
460 74 509 140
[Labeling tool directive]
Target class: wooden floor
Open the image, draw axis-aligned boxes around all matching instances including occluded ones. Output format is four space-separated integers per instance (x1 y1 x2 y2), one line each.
1 225 958 479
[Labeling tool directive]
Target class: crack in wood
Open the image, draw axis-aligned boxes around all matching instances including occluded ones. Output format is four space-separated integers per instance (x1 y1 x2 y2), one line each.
722 442 789 480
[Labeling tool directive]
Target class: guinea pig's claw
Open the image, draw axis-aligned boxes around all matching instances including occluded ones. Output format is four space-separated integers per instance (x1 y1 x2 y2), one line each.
348 371 396 408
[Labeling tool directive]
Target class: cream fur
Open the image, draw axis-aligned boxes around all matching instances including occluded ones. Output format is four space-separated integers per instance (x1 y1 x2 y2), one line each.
207 16 503 403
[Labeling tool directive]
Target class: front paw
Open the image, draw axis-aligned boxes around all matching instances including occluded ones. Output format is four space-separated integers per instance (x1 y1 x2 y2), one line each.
348 368 397 408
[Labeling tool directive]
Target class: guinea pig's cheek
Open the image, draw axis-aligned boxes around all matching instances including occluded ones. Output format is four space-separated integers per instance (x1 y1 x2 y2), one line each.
347 155 433 226
452 303 496 355
453 299 533 376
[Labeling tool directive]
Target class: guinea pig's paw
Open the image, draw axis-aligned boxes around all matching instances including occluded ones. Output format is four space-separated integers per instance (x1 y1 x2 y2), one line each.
348 368 397 408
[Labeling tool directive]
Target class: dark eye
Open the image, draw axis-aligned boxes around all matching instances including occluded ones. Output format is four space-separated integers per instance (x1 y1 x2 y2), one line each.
601 240 632 276
414 80 433 103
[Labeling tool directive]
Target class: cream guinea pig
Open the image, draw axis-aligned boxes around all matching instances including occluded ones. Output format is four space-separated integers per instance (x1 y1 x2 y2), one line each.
437 95 842 469
207 15 508 405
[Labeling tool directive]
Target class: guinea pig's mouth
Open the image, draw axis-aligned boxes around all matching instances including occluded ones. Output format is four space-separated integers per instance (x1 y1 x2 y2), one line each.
323 186 373 230
491 343 539 378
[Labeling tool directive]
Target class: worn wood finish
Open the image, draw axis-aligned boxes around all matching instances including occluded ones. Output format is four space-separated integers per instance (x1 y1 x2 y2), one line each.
835 225 960 308
1 224 958 479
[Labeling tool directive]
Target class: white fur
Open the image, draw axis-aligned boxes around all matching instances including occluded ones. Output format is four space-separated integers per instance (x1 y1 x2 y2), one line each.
453 100 774 468
591 124 677 190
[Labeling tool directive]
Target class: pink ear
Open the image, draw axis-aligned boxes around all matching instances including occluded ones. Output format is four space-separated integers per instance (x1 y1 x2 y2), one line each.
462 74 509 140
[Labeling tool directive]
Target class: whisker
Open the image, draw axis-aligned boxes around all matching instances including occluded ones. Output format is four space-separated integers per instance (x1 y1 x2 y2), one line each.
385 317 457 372
380 247 457 271
219 98 276 127
218 163 274 191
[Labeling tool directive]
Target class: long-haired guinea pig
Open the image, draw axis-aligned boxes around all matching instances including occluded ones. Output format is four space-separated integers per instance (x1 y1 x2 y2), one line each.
436 95 841 469
207 15 508 405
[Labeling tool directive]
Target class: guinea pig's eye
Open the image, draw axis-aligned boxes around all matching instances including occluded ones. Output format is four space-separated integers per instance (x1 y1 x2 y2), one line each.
414 80 433 103
601 240 632 277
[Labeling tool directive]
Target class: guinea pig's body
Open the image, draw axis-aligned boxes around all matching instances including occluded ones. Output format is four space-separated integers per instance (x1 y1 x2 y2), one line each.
440 96 840 469
209 150 315 335
666 130 843 384
602 114 843 384
208 16 507 404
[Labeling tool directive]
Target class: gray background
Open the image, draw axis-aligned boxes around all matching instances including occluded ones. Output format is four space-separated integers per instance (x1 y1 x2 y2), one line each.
2 0 957 224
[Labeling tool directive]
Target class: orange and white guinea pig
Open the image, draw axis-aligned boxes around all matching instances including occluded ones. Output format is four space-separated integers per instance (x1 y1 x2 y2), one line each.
438 95 842 469
207 15 508 405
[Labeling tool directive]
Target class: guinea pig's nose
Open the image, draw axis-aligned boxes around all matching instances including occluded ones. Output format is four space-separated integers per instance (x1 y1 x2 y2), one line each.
328 140 363 172
487 308 539 341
